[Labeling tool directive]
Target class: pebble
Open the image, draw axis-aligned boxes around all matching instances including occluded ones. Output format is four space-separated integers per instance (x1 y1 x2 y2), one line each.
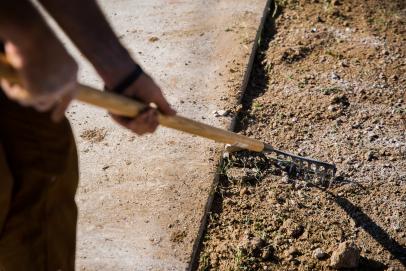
368 132 379 142
340 60 349 67
282 219 304 238
286 246 300 256
331 72 341 80
250 237 265 251
391 74 399 81
282 175 290 183
365 151 377 161
261 247 273 260
213 110 230 117
239 187 249 196
313 248 328 260
291 258 301 265
328 105 338 112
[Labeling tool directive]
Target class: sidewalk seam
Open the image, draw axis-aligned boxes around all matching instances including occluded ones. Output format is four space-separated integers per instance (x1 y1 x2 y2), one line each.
187 0 275 269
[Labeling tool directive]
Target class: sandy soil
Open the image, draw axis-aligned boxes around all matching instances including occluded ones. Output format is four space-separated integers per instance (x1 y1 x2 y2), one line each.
197 0 405 270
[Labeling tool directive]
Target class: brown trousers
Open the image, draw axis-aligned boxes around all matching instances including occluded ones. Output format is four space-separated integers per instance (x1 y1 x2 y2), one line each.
0 91 79 271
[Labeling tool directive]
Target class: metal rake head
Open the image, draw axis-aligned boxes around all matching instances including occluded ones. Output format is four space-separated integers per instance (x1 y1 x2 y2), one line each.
264 144 337 185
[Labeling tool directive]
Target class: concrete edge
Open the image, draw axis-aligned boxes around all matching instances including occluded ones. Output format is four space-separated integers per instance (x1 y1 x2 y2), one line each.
187 0 275 270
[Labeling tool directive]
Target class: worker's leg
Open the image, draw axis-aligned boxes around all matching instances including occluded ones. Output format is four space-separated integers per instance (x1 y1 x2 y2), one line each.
0 91 79 271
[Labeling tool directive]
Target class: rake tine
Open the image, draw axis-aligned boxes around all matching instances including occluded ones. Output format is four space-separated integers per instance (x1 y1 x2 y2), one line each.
315 165 320 178
264 144 336 182
298 160 303 172
321 174 326 185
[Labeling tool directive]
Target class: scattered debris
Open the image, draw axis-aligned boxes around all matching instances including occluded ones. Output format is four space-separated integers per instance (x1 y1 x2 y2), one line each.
148 36 159 42
170 230 187 243
281 46 311 63
80 128 107 143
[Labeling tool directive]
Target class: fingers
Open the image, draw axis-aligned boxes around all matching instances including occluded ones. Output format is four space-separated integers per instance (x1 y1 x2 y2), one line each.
4 42 23 69
152 92 176 116
129 109 159 135
0 79 30 103
109 73 175 135
51 92 75 122
112 108 159 135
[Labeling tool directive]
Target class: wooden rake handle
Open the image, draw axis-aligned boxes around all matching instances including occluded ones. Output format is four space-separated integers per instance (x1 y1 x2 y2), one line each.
0 57 265 152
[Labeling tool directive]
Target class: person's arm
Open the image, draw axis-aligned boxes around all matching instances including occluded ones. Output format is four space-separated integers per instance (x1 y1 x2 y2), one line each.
38 0 133 89
38 0 175 134
0 1 53 55
0 0 78 121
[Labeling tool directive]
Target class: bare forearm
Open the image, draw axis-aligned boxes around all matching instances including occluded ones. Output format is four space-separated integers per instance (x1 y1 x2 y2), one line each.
38 0 136 88
0 0 77 102
0 1 55 52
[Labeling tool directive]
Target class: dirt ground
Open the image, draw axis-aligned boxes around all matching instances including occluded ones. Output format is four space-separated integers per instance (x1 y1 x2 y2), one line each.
197 0 405 270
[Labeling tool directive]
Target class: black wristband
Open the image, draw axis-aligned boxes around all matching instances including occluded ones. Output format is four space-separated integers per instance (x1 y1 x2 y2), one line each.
107 64 144 93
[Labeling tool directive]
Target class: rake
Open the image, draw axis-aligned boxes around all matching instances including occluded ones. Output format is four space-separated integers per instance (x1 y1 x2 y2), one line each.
0 57 336 181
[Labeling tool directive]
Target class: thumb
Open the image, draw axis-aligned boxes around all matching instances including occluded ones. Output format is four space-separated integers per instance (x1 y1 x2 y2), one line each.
154 93 176 115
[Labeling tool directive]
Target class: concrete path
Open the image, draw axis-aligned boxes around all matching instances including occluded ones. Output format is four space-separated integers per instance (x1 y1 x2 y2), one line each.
61 0 268 270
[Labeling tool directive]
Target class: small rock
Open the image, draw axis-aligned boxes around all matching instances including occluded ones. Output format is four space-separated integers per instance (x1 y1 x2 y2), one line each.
282 219 304 238
331 72 341 80
317 16 325 23
331 94 350 108
213 109 230 117
274 235 285 246
313 248 328 260
340 60 349 67
261 246 274 260
351 123 361 129
286 246 300 257
368 132 379 142
365 151 377 161
350 219 358 228
328 104 338 112
250 237 265 251
218 109 230 116
379 73 387 80
239 187 249 196
391 74 399 81
330 241 360 269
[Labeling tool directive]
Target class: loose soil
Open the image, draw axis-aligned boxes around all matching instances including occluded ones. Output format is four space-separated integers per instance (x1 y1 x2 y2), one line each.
80 128 107 143
197 0 405 270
